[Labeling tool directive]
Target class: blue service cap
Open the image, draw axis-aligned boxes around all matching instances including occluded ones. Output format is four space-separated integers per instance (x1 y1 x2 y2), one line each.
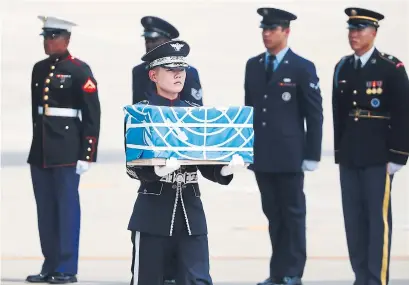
257 7 297 29
141 16 179 39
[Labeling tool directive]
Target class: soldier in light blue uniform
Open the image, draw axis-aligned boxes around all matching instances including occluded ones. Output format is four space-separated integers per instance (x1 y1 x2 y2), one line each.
244 7 323 285
132 16 203 106
126 40 246 285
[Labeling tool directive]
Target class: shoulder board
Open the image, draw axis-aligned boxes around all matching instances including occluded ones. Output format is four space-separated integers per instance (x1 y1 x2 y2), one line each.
136 100 149 105
340 55 350 63
378 52 402 67
67 55 87 67
184 100 201 107
257 53 265 63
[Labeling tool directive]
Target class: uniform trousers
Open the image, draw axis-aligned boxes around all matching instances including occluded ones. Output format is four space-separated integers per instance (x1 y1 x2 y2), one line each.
254 171 306 278
339 164 393 285
30 164 81 275
130 203 212 285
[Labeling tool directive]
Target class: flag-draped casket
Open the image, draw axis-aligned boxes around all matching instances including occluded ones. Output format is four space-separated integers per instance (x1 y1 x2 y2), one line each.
124 104 254 165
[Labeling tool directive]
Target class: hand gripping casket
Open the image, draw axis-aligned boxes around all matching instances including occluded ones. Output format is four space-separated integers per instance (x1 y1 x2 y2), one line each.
124 104 254 165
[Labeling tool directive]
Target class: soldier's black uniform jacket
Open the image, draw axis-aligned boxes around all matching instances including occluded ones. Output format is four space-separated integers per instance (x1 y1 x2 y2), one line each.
28 51 101 168
245 49 323 173
332 48 409 167
132 63 203 105
126 93 233 236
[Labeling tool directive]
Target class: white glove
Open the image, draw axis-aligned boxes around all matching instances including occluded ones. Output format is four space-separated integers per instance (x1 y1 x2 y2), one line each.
387 162 404 175
220 154 248 176
76 160 90 175
154 158 180 177
301 160 319 171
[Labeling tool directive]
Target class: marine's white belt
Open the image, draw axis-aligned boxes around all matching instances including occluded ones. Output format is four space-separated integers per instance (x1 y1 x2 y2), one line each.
38 106 81 118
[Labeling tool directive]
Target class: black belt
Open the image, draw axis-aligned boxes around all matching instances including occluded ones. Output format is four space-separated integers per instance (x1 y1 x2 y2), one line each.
348 109 390 120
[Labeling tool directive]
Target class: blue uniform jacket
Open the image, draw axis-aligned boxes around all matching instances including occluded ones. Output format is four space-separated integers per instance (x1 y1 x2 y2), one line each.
132 63 203 105
244 49 323 173
126 92 233 236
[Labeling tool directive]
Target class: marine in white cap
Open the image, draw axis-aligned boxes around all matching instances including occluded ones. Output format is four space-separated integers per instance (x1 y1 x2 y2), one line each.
26 16 101 284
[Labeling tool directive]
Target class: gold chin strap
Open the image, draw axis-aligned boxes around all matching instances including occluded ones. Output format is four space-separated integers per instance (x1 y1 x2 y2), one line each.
349 15 378 22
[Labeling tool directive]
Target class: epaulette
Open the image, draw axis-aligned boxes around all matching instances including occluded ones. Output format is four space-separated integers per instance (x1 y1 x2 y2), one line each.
379 52 404 68
184 100 201 107
340 55 352 64
136 100 150 105
67 55 86 67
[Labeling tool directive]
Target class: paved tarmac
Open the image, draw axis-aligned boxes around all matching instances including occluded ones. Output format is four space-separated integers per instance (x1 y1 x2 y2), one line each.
1 157 408 284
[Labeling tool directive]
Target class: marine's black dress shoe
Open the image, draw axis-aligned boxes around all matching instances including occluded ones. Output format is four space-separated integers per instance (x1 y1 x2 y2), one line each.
25 273 51 283
48 273 77 284
257 277 276 285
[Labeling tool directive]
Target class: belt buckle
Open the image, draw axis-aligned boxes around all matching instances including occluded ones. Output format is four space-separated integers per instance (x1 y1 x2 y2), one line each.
354 108 361 117
44 105 49 116
175 173 186 184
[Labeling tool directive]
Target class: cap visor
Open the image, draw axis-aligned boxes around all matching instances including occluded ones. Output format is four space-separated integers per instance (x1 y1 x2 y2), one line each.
142 31 168 39
260 23 280 29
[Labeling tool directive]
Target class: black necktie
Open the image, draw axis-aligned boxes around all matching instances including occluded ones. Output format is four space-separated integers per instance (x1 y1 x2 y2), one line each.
266 54 276 82
354 58 362 71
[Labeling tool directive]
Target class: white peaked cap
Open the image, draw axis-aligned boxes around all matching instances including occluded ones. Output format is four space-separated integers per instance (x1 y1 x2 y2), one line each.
38 15 77 32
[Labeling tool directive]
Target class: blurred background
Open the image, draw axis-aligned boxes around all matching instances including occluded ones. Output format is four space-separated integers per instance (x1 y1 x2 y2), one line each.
2 0 408 156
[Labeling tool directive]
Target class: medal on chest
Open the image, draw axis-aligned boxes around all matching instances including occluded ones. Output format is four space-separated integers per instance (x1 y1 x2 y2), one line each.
366 81 383 95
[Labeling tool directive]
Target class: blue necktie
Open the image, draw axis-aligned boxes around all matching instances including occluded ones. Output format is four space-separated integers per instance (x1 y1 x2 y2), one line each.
266 54 275 82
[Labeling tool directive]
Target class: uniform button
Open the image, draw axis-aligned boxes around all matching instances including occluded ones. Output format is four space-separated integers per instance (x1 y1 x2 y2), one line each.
34 123 36 127
353 90 357 94
353 101 357 106
354 117 359 122
87 147 91 151
44 87 49 92
263 108 267 112
49 73 54 77
144 189 147 193
35 83 39 86
262 122 266 126
65 126 69 130
86 156 90 160
43 95 49 100
45 79 50 84
264 94 268 99
60 85 63 88
51 66 55 70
